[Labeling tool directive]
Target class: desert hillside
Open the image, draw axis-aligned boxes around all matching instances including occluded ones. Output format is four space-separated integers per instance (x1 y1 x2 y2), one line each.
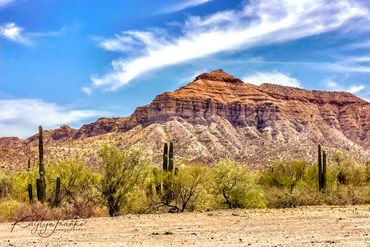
0 70 369 170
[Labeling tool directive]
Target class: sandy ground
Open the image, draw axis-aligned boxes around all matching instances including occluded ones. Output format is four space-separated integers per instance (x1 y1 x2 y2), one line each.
0 205 369 247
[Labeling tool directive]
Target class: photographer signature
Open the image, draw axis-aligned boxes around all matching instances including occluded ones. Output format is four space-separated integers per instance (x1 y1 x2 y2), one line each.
10 215 87 238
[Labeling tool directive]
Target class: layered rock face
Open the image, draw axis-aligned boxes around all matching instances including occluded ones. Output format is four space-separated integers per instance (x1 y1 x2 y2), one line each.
0 70 369 170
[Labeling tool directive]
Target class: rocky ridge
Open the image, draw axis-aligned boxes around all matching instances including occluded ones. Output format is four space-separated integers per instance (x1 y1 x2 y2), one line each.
0 70 369 170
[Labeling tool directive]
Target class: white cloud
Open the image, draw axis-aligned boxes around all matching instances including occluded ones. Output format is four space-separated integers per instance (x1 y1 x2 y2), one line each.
324 80 366 94
94 31 166 53
242 71 300 87
0 23 70 46
0 98 103 138
91 0 369 91
81 87 92 95
28 26 70 38
161 0 212 14
0 0 15 7
345 40 370 50
0 22 31 45
330 56 370 73
347 85 366 93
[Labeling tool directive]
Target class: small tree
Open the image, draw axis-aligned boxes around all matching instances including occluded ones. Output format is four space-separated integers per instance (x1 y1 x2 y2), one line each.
99 145 150 217
0 171 12 199
48 160 100 215
259 160 307 192
154 165 209 212
212 159 265 209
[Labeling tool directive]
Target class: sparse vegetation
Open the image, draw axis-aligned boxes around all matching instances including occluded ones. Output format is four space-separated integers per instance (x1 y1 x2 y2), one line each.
212 159 265 209
99 144 151 216
0 143 369 222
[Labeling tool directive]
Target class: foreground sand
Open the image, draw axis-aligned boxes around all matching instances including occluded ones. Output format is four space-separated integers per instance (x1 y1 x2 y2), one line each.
0 205 369 247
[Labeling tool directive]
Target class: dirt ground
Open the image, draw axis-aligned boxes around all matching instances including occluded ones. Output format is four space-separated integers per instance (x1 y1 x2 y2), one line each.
0 205 369 247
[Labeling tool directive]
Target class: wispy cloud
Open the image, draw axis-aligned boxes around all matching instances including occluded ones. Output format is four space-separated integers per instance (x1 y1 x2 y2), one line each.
330 56 370 73
344 40 370 50
0 0 15 8
0 98 104 138
0 23 70 46
0 22 31 45
28 26 70 38
91 0 369 92
242 71 300 87
161 0 212 14
81 87 93 95
324 80 367 94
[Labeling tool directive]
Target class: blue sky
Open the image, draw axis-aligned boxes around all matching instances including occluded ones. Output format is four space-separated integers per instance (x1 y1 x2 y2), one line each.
0 0 369 137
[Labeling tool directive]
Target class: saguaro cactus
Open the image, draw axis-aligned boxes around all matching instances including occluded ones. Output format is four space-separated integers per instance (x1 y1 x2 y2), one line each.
322 151 327 191
318 144 327 192
37 126 46 202
28 184 33 202
36 178 42 201
163 143 168 171
318 144 322 191
168 142 174 172
53 176 61 207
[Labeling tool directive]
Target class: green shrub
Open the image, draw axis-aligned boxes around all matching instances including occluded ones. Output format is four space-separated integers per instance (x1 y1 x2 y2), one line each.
0 171 12 199
259 160 307 192
47 159 101 216
332 152 366 186
0 200 21 222
99 144 151 216
154 165 211 212
48 160 100 196
212 159 265 209
11 168 38 201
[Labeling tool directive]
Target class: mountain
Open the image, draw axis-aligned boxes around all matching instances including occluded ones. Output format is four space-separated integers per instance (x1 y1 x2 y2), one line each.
1 70 369 171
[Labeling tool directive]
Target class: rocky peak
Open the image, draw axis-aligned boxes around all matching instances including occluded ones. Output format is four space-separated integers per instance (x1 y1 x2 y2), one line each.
50 125 77 140
194 69 244 84
0 69 369 171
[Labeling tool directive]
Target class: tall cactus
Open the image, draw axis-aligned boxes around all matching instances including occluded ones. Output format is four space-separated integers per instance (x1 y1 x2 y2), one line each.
318 144 327 192
28 184 33 202
36 178 42 201
163 143 168 171
322 151 327 191
168 142 174 172
53 176 61 207
37 126 46 202
318 144 322 191
162 142 175 173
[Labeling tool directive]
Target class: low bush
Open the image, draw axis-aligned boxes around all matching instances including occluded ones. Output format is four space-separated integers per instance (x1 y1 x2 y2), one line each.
212 159 266 209
1 145 369 221
0 200 21 222
99 144 151 216
152 165 211 212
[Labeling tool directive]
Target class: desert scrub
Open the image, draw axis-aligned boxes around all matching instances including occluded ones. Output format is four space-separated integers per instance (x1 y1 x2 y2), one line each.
0 200 21 222
47 159 101 211
0 170 12 199
323 153 370 205
259 160 307 192
99 144 152 216
11 160 101 204
149 164 211 212
1 146 370 220
10 168 39 201
259 160 316 208
212 159 266 209
170 165 211 212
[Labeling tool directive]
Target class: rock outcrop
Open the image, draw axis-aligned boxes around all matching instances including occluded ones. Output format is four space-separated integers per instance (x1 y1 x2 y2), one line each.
0 70 369 170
